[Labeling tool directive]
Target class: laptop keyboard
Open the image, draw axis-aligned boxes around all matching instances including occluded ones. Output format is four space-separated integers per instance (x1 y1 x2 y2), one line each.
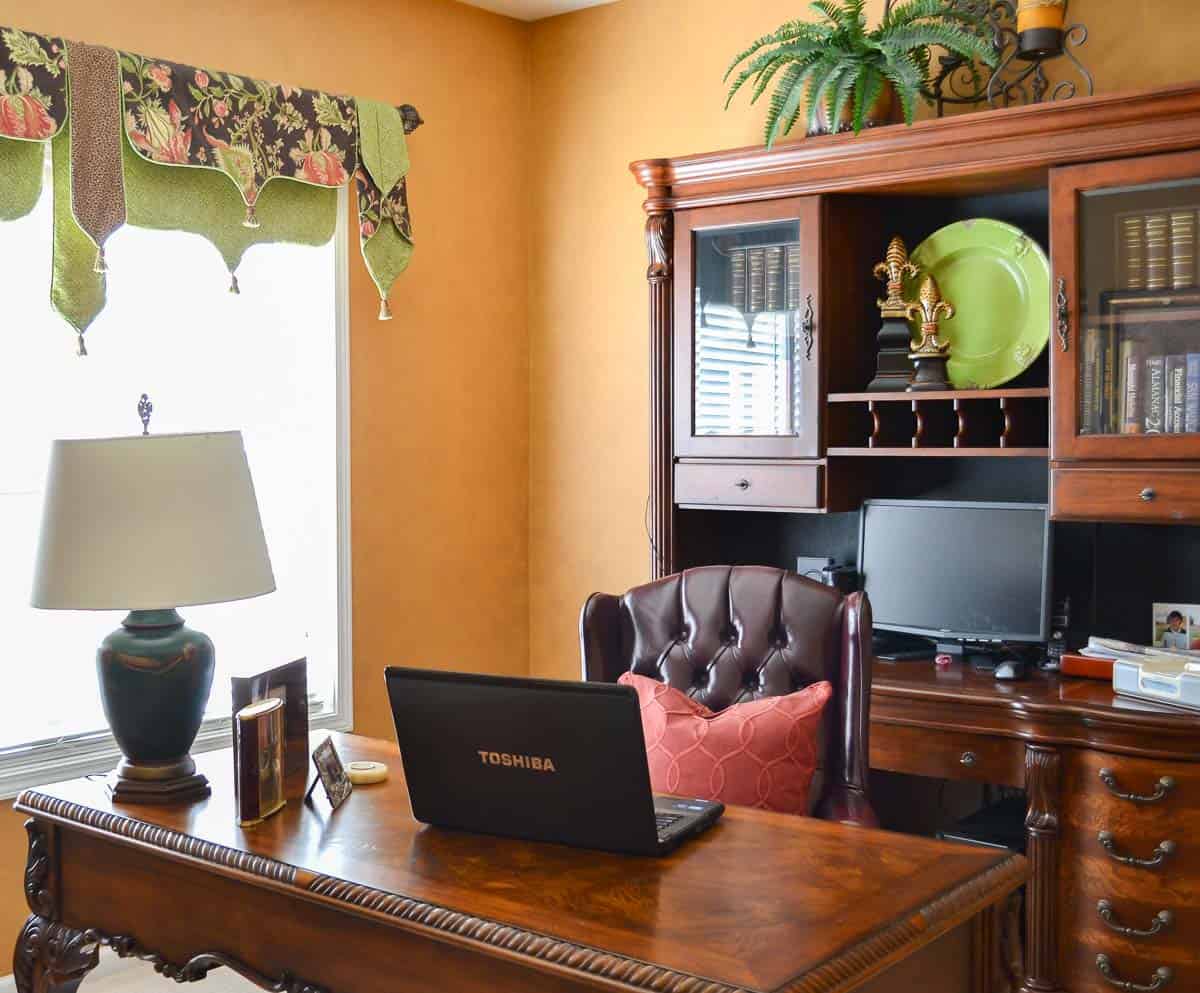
655 812 684 838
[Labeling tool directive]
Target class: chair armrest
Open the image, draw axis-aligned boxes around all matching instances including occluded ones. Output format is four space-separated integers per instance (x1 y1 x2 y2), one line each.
579 592 625 683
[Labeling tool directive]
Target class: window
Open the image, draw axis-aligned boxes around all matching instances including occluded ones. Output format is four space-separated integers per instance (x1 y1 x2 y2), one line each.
0 152 352 796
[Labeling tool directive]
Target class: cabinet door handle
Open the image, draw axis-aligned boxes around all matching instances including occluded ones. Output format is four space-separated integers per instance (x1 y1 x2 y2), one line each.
1099 768 1175 803
1056 277 1069 353
1096 955 1172 992
1098 831 1176 868
959 751 977 767
1140 488 1157 503
801 295 815 361
1097 900 1173 938
734 479 751 491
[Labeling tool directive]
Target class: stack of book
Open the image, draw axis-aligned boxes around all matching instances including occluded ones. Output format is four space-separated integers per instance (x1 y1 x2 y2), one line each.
726 244 804 316
1080 331 1200 435
1119 209 1198 291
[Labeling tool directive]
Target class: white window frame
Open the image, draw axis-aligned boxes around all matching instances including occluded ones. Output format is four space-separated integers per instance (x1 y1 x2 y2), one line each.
0 186 355 800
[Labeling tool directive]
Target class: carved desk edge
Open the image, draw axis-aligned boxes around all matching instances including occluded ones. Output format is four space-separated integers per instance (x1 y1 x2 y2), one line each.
630 81 1200 211
15 791 1028 993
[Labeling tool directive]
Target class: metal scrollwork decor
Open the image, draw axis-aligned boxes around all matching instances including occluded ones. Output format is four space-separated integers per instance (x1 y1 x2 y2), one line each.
801 294 815 361
1056 277 1069 353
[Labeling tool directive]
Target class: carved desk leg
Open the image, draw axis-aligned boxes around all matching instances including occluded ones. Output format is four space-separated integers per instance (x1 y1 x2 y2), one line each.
1022 744 1065 993
14 917 100 993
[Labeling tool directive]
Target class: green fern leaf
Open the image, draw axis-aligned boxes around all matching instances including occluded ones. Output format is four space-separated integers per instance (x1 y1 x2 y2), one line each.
764 62 806 147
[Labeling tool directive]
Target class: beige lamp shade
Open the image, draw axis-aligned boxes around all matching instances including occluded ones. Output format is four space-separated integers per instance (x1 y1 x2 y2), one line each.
31 431 276 610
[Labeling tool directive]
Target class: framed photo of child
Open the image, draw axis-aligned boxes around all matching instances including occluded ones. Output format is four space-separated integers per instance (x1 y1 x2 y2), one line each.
1152 603 1200 651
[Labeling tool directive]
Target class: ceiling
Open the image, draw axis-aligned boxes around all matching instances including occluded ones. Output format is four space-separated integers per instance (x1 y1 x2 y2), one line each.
457 0 617 20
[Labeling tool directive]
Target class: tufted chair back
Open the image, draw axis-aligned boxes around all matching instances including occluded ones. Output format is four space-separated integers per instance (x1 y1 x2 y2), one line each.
580 565 876 827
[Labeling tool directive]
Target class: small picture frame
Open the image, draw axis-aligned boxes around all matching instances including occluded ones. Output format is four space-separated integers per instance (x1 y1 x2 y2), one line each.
1152 603 1200 652
231 658 309 800
307 736 353 811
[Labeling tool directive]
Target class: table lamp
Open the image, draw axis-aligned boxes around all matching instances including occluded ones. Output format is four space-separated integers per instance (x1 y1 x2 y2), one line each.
31 412 275 804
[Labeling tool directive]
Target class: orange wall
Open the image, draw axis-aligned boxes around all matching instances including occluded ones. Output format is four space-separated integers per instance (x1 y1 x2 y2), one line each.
0 0 531 950
526 0 1200 681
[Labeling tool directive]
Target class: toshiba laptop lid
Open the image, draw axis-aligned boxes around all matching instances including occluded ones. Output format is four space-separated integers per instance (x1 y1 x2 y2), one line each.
384 667 723 856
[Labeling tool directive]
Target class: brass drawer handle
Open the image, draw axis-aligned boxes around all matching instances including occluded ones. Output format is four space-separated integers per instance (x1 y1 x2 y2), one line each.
1141 488 1157 503
1099 768 1175 804
1098 832 1176 868
1098 900 1174 938
1096 955 1172 991
734 478 752 491
960 751 978 767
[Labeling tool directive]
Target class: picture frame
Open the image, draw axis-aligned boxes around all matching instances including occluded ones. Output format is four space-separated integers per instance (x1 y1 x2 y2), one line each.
307 736 353 811
231 658 309 800
1152 602 1200 651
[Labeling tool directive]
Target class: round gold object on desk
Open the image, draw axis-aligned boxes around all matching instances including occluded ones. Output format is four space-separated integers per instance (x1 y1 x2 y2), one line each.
346 761 389 785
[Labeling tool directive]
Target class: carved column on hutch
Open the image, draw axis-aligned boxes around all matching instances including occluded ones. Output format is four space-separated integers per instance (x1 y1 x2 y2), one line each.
642 181 674 579
1022 745 1064 993
15 820 100 993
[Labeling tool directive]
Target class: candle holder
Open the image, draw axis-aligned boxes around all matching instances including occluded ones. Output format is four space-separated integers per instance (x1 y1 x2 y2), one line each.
868 236 921 392
906 276 956 393
922 0 1092 116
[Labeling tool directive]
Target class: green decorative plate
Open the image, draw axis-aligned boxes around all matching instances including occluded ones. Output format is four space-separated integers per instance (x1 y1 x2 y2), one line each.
907 219 1050 389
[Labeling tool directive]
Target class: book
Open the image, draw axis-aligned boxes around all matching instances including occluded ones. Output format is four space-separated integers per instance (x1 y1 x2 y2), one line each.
1119 214 1146 291
1167 354 1188 432
1061 653 1114 681
747 248 765 313
1170 209 1197 289
1145 352 1166 433
1120 338 1145 433
1100 327 1118 433
1187 353 1200 433
1080 327 1100 434
1145 214 1170 291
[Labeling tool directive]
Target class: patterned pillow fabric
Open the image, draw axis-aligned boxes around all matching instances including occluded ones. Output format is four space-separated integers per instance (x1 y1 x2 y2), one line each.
619 672 831 816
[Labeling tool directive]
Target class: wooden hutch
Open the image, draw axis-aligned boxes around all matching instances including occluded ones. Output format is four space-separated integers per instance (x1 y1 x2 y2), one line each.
632 83 1200 993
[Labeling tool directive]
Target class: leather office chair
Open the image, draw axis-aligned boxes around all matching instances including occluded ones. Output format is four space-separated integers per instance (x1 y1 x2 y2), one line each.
580 565 877 827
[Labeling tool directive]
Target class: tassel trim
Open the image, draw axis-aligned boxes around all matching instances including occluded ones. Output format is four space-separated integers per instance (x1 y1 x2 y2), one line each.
76 333 88 357
378 296 393 321
229 272 241 295
93 246 108 274
243 204 260 229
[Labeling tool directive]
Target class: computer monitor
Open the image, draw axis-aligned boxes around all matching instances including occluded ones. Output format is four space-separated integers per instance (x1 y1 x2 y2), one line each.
858 500 1050 646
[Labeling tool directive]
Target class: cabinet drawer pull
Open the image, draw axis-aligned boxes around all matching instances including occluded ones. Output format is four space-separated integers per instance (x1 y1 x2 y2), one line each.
1056 277 1069 353
1099 768 1175 804
1096 955 1172 991
734 478 752 491
959 751 977 767
1140 488 1157 503
1098 832 1176 868
1097 900 1173 938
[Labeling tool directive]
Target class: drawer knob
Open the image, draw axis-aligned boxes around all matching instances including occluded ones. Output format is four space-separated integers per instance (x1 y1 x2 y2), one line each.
1098 831 1176 869
960 751 978 767
1099 768 1175 804
1140 487 1157 502
734 478 751 491
1096 955 1172 992
1097 900 1174 938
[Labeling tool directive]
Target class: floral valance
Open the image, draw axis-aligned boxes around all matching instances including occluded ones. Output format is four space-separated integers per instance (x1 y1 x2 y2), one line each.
0 25 421 352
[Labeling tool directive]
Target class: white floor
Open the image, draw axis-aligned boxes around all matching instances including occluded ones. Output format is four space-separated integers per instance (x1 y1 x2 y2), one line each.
0 950 260 993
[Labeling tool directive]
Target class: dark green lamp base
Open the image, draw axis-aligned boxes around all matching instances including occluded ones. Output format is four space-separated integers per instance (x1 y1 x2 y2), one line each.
98 609 215 805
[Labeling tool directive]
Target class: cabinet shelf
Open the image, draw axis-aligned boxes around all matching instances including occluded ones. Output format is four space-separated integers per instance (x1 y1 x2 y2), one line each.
828 387 1050 403
828 446 1049 458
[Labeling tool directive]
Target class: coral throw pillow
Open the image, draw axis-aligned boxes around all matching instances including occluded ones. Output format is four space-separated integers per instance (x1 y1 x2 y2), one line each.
619 672 831 815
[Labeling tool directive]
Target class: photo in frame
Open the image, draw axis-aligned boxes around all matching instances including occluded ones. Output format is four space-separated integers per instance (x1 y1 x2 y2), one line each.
1152 603 1200 651
231 658 309 800
308 735 353 811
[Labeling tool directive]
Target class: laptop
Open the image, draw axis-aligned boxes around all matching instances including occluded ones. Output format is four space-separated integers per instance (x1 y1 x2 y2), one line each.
384 667 725 855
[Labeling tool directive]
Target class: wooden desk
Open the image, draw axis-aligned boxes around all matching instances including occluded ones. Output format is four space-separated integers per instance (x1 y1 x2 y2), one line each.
13 733 1024 993
871 662 1200 993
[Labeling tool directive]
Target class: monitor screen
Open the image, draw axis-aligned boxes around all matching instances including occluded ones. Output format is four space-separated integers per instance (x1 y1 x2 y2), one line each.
859 500 1050 643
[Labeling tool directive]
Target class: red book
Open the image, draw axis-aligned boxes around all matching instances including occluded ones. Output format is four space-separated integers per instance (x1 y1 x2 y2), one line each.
1061 654 1115 681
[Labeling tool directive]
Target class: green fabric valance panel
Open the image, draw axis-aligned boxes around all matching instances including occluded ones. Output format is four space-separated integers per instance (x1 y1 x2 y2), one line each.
0 23 420 350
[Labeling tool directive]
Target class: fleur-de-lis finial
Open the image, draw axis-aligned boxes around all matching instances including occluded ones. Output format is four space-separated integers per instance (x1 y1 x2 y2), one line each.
873 236 920 317
906 275 955 356
138 394 153 436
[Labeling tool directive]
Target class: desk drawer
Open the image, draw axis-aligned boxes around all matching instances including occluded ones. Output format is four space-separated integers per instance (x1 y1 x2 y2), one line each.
1052 467 1200 523
675 461 822 509
871 724 1025 788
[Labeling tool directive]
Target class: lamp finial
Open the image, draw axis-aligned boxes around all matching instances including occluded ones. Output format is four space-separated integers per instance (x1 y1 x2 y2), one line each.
138 394 153 436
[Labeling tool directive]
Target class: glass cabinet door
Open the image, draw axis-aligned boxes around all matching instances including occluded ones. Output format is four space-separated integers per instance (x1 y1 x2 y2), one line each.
1052 151 1200 460
674 198 821 458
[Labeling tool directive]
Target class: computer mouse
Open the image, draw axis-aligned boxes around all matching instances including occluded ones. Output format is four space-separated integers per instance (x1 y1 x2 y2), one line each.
993 659 1028 681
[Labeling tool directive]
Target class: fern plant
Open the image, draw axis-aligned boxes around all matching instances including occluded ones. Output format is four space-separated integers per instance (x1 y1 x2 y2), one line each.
725 0 998 147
